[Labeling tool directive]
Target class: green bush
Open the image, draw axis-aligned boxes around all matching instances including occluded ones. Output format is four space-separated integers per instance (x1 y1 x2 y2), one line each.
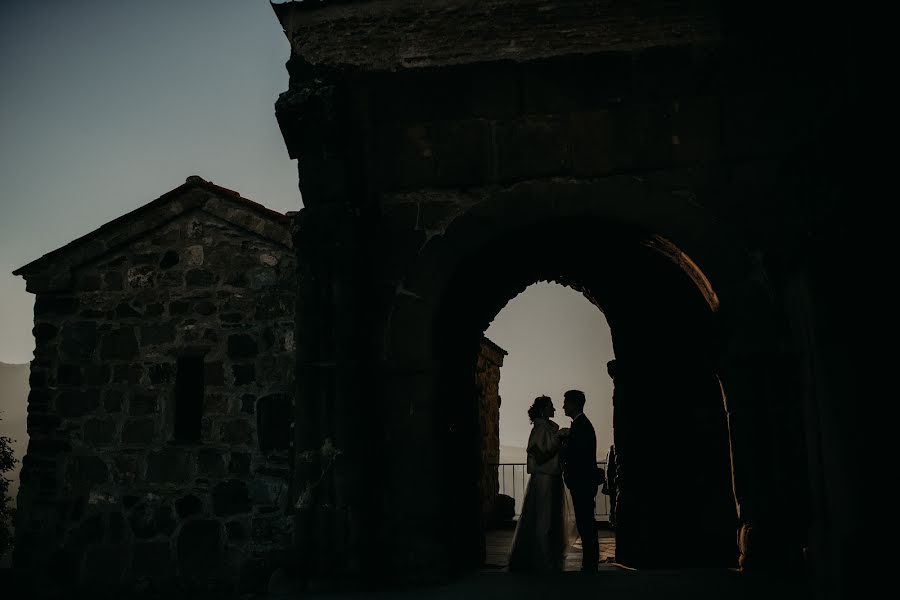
0 414 16 557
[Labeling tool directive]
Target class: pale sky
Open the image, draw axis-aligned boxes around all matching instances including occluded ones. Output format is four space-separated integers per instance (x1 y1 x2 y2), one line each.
0 1 616 457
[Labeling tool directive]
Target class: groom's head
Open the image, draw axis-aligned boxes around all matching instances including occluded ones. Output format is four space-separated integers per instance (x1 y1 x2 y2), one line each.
563 389 586 418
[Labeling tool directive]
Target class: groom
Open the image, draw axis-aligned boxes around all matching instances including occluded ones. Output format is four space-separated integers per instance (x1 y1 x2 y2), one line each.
561 389 599 572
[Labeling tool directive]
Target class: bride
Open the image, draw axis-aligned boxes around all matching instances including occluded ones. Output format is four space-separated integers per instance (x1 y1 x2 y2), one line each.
508 395 572 572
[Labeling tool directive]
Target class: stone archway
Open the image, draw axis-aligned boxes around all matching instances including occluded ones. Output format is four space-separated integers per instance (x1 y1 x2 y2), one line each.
378 182 776 572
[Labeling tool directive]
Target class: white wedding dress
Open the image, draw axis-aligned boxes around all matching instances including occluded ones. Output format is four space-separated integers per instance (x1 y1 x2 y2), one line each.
508 417 575 572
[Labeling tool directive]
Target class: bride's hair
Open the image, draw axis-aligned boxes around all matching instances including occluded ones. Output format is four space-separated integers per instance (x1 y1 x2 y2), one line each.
527 395 552 423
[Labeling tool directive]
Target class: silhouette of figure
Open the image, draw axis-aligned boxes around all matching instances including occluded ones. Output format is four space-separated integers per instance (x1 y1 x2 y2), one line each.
561 389 600 571
508 395 570 572
602 444 618 529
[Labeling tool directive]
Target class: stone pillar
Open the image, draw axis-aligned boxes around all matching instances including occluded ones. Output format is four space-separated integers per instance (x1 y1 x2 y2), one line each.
475 338 506 520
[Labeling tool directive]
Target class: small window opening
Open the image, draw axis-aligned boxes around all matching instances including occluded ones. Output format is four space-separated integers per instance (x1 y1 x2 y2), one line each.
174 356 204 442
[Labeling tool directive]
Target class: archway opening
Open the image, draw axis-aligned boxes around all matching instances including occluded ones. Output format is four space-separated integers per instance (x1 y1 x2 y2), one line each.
478 281 617 570
428 216 738 573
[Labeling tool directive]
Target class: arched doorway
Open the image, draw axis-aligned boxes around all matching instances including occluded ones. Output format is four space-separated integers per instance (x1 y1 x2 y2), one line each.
482 282 617 569
383 195 743 572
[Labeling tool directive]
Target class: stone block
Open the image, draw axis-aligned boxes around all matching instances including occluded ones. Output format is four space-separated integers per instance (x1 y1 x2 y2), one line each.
141 322 176 346
133 541 174 577
121 418 155 445
111 453 140 485
169 299 190 315
257 394 291 453
175 494 204 519
32 322 58 343
28 388 52 411
115 302 142 318
104 389 124 413
34 295 79 316
113 363 143 384
240 395 256 414
229 452 250 476
222 419 253 445
148 362 175 384
130 502 176 539
127 265 156 289
100 327 139 360
212 479 250 516
27 412 62 434
495 116 571 182
185 269 216 287
56 389 100 418
198 448 226 478
103 271 123 290
204 361 225 385
67 455 109 485
83 364 110 385
177 520 223 576
147 448 193 483
59 322 98 360
225 519 248 542
195 300 216 315
81 544 127 585
227 334 258 359
232 363 255 386
130 392 159 416
83 418 117 446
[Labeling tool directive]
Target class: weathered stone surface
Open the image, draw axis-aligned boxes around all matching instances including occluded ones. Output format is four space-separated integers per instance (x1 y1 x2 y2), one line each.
222 419 253 445
227 334 258 359
140 322 176 346
233 363 255 386
57 363 81 385
147 448 193 483
225 520 248 542
83 418 117 446
33 322 58 343
81 544 127 584
185 269 216 287
104 389 124 413
17 181 296 587
67 455 109 485
121 419 155 445
83 364 110 385
148 362 174 384
198 448 226 478
204 361 225 386
229 452 251 476
257 394 291 453
133 541 173 577
130 502 176 539
240 395 256 414
175 494 204 519
212 479 250 516
129 392 158 416
111 454 140 485
59 322 97 360
177 520 223 575
100 328 139 360
56 390 100 418
34 295 78 316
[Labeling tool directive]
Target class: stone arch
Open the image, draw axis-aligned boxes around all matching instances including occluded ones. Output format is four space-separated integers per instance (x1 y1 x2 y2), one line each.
379 179 784 571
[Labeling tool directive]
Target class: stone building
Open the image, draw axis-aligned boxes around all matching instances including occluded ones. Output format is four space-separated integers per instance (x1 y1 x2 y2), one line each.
14 1 867 598
12 178 298 591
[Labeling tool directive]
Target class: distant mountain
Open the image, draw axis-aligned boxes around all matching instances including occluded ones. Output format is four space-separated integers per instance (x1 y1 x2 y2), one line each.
0 362 29 506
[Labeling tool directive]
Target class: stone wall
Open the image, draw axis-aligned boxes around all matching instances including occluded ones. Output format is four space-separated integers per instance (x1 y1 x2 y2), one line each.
15 200 296 593
475 337 506 517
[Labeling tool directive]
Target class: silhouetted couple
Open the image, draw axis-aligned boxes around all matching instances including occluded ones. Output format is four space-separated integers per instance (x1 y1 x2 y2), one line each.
508 390 600 573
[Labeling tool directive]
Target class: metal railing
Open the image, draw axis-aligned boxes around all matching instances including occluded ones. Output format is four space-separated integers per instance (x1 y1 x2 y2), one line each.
493 462 610 520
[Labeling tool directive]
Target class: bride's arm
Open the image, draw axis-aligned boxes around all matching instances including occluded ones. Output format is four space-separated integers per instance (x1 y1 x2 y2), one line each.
527 425 558 464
